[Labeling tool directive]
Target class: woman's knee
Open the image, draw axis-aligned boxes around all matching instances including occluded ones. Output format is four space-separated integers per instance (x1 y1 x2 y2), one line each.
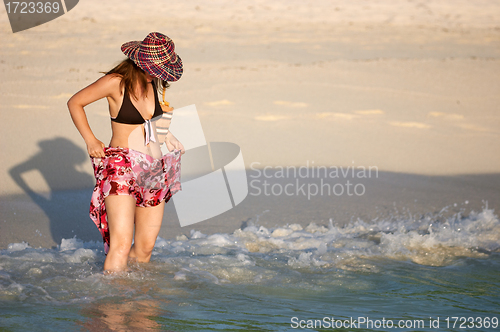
136 242 155 257
109 241 132 257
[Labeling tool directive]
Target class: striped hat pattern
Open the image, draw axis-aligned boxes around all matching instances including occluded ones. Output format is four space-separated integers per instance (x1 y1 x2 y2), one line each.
121 32 183 82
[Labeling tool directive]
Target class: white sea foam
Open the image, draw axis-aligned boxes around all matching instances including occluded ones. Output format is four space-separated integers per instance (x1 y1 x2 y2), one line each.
151 206 500 285
0 206 498 303
6 242 31 251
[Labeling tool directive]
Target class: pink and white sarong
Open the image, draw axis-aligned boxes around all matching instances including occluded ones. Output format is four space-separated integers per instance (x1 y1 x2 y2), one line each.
89 147 181 253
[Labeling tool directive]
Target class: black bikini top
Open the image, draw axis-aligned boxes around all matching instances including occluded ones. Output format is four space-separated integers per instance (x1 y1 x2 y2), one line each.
111 80 163 125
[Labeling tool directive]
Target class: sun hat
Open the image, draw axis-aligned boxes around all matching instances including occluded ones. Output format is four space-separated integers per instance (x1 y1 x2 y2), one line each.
121 32 183 82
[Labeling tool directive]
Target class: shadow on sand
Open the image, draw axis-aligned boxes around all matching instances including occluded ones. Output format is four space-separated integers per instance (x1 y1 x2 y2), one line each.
8 137 97 246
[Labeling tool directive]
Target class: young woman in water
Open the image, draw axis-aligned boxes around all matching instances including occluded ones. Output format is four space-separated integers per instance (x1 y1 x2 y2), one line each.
67 32 185 273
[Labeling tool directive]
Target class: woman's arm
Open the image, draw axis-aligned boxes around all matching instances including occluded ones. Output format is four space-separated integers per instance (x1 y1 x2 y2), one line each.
67 75 121 158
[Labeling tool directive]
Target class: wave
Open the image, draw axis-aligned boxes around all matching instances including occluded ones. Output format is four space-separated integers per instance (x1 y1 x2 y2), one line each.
1 205 498 303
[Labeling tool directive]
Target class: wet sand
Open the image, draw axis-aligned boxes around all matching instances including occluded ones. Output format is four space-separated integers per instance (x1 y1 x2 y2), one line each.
1 170 499 249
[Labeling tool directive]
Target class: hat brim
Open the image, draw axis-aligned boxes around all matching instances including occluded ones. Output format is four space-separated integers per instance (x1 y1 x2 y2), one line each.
121 41 183 82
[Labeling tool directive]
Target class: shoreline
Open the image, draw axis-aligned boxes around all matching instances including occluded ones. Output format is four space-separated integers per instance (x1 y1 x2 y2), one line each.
1 169 498 249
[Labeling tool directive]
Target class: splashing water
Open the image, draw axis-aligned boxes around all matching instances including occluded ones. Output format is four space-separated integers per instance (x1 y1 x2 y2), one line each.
1 206 499 331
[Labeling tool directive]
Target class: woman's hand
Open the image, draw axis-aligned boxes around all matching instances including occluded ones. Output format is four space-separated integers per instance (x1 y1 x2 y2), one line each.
86 138 106 158
165 132 185 154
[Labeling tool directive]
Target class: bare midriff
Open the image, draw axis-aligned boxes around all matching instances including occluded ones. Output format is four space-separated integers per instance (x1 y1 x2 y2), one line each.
109 121 163 159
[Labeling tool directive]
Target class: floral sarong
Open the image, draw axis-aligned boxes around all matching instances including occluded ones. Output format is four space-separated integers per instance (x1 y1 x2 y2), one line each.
89 147 181 253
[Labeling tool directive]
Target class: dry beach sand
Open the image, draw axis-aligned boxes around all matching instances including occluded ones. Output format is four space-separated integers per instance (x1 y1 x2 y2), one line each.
0 0 499 248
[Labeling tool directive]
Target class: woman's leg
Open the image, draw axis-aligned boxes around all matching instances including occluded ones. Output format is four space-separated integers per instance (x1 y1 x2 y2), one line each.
129 201 165 263
103 195 136 272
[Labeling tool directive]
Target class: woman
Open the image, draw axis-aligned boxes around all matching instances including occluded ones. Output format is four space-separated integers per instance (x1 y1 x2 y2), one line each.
67 32 185 273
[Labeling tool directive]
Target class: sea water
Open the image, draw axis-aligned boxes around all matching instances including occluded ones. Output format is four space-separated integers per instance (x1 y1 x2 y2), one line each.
1 206 499 331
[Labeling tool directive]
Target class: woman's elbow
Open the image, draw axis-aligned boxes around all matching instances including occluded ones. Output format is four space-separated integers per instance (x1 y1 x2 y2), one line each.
67 96 76 109
67 96 82 114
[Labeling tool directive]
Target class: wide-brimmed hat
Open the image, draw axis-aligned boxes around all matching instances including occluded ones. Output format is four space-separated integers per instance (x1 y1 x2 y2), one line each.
121 32 183 81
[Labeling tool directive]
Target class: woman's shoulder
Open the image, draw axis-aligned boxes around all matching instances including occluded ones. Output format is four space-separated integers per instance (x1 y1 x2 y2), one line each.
99 73 123 86
95 74 123 93
86 74 124 102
